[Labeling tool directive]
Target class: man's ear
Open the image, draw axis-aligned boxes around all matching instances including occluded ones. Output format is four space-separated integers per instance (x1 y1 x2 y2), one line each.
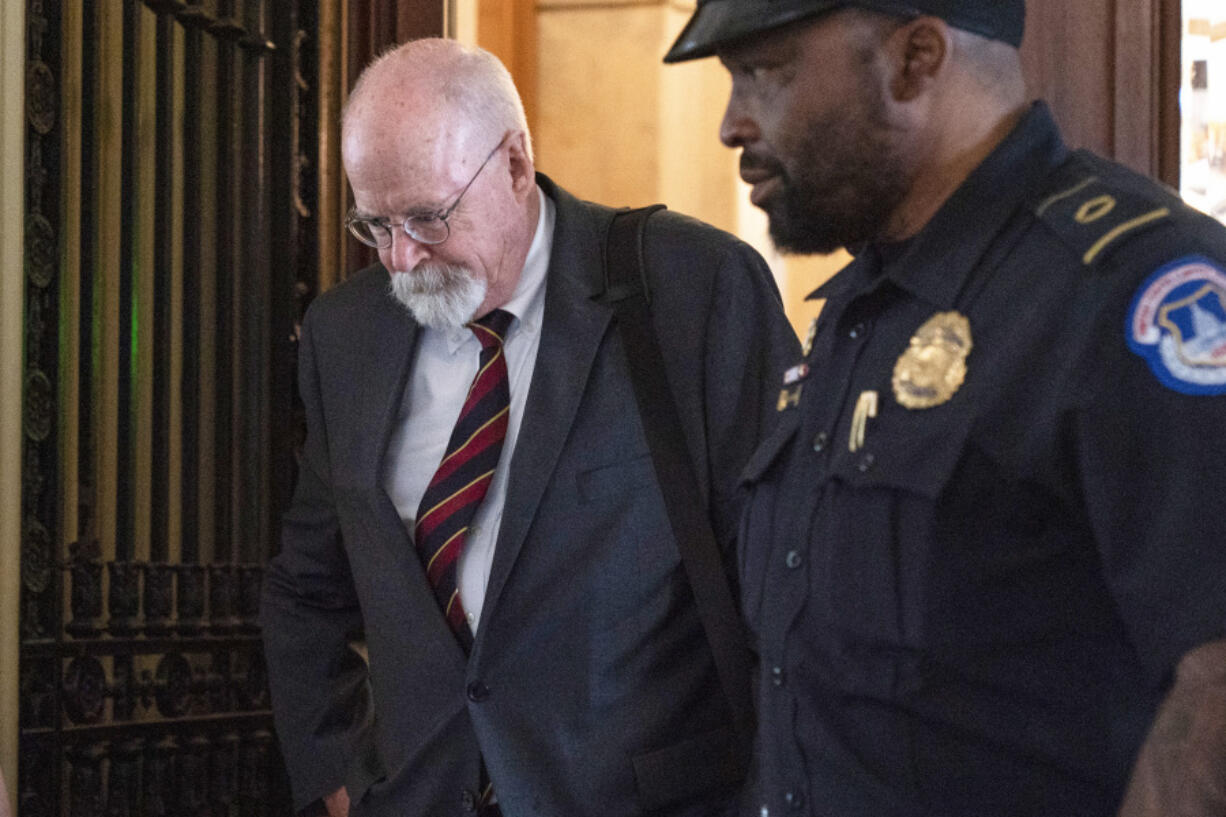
505 130 536 196
884 16 952 103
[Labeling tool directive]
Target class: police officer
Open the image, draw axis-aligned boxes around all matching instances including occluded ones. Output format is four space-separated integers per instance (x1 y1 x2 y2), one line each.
666 2 1226 816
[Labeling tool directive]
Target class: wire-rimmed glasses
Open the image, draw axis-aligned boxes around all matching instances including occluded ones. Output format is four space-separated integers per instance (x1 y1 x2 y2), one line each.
345 133 510 249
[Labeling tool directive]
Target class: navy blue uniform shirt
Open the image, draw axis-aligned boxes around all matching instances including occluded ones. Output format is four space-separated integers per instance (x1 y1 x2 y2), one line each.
739 102 1226 817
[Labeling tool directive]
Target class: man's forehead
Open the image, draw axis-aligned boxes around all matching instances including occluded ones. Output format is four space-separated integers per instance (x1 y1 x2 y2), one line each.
348 109 471 172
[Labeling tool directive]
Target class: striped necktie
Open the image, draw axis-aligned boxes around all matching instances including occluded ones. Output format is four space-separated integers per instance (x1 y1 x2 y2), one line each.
414 308 514 651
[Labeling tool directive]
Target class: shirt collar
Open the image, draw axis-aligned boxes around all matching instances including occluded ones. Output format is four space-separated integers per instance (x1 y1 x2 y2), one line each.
443 185 555 354
810 101 1068 307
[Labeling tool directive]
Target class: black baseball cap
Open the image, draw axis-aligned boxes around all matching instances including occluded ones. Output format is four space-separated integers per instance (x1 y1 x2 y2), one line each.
663 0 1025 63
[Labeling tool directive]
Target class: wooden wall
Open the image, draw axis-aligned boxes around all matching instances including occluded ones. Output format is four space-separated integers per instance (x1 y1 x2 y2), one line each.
1021 0 1181 184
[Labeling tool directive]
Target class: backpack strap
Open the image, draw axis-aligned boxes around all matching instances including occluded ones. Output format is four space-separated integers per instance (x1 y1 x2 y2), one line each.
595 205 754 764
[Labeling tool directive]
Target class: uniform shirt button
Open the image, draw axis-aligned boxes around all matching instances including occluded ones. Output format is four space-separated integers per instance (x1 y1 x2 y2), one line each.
759 807 771 817
466 681 490 702
857 453 876 473
461 788 479 812
785 790 805 810
812 431 828 452
848 322 868 339
770 665 785 687
785 550 803 569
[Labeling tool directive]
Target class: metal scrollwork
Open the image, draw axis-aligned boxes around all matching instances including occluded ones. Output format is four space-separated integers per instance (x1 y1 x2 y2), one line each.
22 367 53 442
21 442 44 508
66 541 104 637
143 737 177 817
177 563 206 633
62 655 107 724
155 651 193 717
239 564 263 629
111 653 137 721
19 658 57 729
144 562 175 633
181 734 211 812
108 560 142 633
25 59 55 134
211 732 241 809
141 0 188 14
21 517 52 593
209 563 239 631
175 4 217 28
105 739 143 817
17 0 297 810
208 16 247 41
24 211 55 287
66 745 106 817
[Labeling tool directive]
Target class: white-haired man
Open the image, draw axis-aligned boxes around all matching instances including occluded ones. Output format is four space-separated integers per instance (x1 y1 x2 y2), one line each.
261 38 797 817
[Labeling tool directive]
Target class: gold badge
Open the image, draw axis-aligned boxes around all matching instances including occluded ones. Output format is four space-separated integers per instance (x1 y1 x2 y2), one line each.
892 311 973 410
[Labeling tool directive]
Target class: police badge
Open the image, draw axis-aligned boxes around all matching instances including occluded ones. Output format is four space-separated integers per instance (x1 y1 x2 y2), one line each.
892 311 973 409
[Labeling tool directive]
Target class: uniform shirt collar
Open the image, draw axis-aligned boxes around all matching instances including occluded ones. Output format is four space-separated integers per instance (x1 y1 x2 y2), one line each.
442 185 554 354
810 101 1068 307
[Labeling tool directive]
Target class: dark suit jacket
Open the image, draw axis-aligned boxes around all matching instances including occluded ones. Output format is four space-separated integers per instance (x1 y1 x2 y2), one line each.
261 175 798 817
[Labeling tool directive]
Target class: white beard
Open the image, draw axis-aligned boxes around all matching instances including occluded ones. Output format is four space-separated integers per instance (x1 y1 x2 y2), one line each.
388 263 488 330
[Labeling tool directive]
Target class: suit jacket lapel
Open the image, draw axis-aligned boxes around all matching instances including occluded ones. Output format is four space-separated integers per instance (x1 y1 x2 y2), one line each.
349 275 472 664
479 180 613 629
352 279 420 493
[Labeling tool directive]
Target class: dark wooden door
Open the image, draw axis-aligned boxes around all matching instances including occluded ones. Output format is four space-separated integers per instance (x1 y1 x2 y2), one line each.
18 1 318 814
1021 0 1181 184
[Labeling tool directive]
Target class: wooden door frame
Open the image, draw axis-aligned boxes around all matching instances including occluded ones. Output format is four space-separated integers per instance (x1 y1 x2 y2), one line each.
1020 0 1183 185
1157 0 1182 186
1112 0 1183 185
0 0 25 803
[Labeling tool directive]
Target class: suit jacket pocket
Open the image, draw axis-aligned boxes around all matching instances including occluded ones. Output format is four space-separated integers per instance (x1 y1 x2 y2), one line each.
575 451 653 504
631 725 742 813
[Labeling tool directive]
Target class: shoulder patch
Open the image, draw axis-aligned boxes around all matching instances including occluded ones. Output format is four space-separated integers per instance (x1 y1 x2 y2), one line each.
1127 255 1226 395
1034 167 1172 266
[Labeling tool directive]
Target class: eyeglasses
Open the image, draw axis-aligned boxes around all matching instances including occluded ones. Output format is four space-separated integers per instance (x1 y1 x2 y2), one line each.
346 133 509 249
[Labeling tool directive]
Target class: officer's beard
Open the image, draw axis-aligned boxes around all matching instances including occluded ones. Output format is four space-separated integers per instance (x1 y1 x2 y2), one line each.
756 85 912 255
388 263 488 330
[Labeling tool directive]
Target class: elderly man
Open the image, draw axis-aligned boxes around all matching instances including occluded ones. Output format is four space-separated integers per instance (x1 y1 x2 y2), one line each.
665 2 1226 816
261 38 797 817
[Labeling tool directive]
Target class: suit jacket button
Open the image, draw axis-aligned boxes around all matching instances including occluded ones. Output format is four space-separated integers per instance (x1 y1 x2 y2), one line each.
467 681 490 702
461 789 479 812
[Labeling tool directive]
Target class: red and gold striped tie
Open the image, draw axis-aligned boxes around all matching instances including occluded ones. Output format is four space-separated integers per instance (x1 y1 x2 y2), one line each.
414 308 514 650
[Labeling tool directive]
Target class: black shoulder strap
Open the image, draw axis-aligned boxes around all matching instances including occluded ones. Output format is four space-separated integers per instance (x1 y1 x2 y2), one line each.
597 205 754 758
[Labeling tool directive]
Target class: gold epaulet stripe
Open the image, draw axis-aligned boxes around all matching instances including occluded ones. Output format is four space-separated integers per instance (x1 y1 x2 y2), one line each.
1083 208 1171 265
1036 175 1099 217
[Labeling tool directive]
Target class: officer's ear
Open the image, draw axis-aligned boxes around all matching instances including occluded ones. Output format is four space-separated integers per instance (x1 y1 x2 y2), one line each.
882 16 953 103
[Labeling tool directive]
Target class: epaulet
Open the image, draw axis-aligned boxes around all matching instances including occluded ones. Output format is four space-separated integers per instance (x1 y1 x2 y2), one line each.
1032 152 1177 267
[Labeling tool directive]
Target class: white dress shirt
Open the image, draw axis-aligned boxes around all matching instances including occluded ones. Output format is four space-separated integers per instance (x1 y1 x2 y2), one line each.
384 187 555 634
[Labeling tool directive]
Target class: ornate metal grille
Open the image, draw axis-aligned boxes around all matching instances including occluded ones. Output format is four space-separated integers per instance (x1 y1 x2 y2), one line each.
19 1 317 814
